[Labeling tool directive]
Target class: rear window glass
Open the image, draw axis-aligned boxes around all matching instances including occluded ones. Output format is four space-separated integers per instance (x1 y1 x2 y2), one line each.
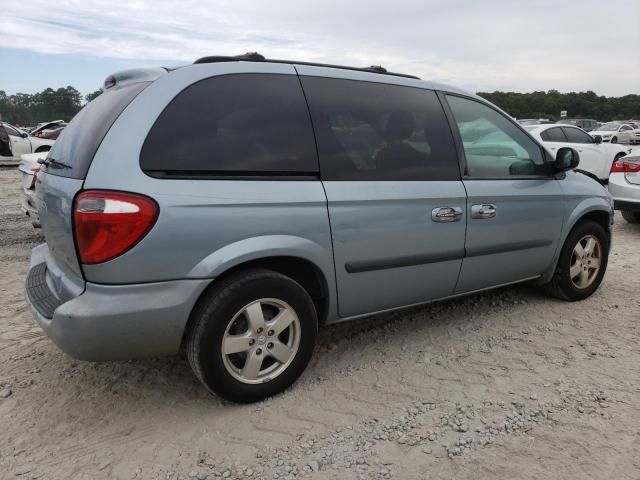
300 76 459 181
46 82 149 179
140 74 318 176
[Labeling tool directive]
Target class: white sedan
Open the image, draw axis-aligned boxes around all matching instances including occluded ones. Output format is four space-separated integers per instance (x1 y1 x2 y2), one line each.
18 152 47 227
524 123 630 181
608 153 640 223
589 122 636 144
0 122 55 160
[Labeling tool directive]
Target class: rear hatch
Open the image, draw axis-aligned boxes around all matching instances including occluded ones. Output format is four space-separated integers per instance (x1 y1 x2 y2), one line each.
35 81 151 302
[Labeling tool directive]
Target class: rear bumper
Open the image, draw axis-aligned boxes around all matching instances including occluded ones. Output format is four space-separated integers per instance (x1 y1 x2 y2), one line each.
614 200 640 211
608 173 640 212
25 248 210 361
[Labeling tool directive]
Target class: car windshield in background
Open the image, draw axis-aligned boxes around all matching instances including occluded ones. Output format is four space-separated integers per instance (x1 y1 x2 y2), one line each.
599 123 621 130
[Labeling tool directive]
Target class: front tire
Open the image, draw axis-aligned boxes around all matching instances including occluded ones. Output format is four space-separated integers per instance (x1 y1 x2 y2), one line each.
621 211 640 223
186 269 317 403
611 136 618 144
544 220 609 301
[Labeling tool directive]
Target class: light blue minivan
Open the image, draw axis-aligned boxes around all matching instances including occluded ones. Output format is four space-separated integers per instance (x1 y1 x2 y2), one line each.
26 53 613 402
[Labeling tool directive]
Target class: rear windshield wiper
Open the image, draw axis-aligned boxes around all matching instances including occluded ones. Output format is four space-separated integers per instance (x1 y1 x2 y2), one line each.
38 157 71 169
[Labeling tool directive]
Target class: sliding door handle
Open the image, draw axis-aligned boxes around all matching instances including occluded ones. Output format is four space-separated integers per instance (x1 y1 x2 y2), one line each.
471 204 497 219
431 206 463 223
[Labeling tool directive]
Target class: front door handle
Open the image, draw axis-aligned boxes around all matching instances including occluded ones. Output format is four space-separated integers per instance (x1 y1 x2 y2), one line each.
432 206 463 223
471 204 497 219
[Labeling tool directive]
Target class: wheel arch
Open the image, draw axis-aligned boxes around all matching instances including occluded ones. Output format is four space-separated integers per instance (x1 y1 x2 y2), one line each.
204 255 331 324
540 202 612 284
576 209 611 236
183 235 337 342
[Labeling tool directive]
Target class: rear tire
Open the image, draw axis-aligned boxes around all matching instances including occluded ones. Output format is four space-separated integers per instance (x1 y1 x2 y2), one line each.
186 269 317 403
621 211 640 223
543 220 609 301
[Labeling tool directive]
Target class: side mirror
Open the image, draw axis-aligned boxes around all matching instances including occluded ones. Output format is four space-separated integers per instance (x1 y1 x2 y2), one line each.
555 147 580 171
593 135 602 144
21 132 28 138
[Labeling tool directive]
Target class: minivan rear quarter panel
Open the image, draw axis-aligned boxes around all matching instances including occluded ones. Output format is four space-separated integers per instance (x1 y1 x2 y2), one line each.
82 62 338 321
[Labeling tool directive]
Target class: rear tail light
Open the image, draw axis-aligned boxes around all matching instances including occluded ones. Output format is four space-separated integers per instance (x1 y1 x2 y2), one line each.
611 158 640 173
73 190 159 264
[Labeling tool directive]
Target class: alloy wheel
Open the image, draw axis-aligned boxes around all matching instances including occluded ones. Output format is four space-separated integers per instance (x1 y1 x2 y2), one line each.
221 299 301 384
569 234 602 289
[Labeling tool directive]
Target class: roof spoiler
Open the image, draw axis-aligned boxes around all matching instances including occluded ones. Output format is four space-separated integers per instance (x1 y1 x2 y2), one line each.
103 67 168 90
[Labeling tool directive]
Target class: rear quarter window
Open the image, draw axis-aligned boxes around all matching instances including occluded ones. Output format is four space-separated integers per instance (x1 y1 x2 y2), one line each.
45 82 150 179
562 127 594 143
540 127 567 142
140 74 318 177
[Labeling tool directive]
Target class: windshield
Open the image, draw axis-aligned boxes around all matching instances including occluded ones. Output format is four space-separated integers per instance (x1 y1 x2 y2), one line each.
598 123 621 131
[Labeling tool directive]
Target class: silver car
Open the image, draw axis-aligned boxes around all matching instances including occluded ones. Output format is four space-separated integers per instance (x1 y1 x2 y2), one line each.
26 53 614 403
609 154 640 223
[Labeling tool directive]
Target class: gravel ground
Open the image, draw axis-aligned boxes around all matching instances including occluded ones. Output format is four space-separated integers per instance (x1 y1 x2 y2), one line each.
0 167 639 479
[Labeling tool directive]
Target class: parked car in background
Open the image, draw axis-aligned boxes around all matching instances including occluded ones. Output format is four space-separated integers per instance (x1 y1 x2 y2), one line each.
557 119 599 132
38 123 67 140
0 122 55 159
590 122 635 144
608 154 640 223
524 123 630 182
621 121 640 145
26 55 614 403
31 120 65 137
517 118 553 125
18 152 46 227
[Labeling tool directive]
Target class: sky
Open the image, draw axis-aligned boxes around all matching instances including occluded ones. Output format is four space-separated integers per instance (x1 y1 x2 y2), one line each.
1 0 639 97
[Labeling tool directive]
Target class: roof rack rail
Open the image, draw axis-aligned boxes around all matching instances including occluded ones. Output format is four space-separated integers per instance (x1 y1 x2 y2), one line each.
193 52 419 80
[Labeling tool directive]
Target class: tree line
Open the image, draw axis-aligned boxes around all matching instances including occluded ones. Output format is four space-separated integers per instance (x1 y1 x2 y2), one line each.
1 86 638 126
477 90 640 121
0 87 102 126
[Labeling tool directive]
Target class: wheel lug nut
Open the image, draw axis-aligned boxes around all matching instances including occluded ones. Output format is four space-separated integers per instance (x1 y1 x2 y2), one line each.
256 328 263 334
256 348 262 355
249 339 255 346
268 330 274 336
267 342 274 349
